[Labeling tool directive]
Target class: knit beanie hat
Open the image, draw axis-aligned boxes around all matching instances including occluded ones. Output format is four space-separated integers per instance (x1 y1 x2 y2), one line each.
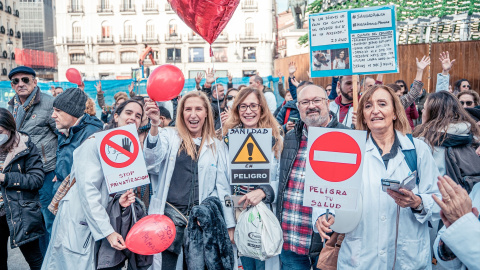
53 87 87 118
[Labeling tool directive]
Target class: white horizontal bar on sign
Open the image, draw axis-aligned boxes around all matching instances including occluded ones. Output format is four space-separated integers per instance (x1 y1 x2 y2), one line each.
313 151 357 164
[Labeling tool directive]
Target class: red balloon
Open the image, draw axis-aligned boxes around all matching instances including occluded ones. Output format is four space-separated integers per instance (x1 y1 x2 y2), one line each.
168 0 240 44
65 68 82 85
147 64 185 102
125 214 176 255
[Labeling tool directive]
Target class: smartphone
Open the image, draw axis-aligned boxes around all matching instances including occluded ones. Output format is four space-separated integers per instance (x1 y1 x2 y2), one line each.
381 171 417 193
290 117 299 124
231 195 247 208
381 179 400 192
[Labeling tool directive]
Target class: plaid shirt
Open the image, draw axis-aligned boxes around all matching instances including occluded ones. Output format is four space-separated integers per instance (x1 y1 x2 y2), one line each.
281 127 313 255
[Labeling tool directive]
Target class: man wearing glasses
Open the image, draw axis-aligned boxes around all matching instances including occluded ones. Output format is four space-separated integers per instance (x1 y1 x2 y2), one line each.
7 66 58 254
276 85 349 269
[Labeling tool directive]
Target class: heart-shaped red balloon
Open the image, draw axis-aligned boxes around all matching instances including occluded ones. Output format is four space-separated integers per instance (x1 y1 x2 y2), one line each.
168 0 240 44
125 214 176 255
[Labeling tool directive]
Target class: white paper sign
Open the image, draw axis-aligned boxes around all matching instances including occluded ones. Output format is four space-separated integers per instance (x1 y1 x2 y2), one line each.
303 128 367 211
96 124 150 194
350 30 396 73
228 128 272 185
351 9 393 31
310 12 349 46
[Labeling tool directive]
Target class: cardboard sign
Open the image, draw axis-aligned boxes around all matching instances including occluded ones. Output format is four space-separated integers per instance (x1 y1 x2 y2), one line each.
96 124 150 194
303 128 366 211
309 5 398 77
228 128 272 185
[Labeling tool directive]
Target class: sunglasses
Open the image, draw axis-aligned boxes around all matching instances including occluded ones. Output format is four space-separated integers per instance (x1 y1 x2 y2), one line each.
462 85 471 89
460 101 474 106
11 77 32 85
226 95 235 101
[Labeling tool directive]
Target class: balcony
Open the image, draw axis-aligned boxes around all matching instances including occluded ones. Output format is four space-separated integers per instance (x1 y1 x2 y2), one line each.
119 35 137 44
67 5 84 13
241 0 257 11
98 59 115 64
6 5 11 13
188 34 205 43
97 36 114 44
165 33 181 43
70 59 85 64
97 5 113 13
240 33 259 42
142 35 159 44
216 33 229 43
165 3 174 13
66 37 85 45
13 9 19 17
142 4 158 13
119 4 135 13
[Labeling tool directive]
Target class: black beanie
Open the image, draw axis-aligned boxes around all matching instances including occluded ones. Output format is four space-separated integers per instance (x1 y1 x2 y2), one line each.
53 88 87 118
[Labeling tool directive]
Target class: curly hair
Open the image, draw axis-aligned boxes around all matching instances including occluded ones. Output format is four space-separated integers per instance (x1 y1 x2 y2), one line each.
85 98 96 116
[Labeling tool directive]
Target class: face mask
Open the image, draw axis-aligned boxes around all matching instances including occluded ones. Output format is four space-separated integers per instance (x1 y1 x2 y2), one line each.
227 100 234 108
0 134 8 146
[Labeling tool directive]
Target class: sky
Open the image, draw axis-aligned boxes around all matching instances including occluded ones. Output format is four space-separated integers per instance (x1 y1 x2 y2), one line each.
276 0 315 13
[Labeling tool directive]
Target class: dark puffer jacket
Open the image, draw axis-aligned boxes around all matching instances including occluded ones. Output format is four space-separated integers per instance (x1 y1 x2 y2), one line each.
276 101 300 133
276 113 349 221
1 132 45 248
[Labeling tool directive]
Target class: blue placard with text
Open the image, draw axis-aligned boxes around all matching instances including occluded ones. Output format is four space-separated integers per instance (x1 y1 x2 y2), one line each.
309 5 398 78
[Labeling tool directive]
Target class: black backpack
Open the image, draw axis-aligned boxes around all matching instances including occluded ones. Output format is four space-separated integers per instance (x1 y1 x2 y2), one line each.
444 144 480 193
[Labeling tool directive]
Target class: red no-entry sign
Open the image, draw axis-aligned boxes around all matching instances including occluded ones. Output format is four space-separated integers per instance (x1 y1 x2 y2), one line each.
100 129 139 168
308 131 362 182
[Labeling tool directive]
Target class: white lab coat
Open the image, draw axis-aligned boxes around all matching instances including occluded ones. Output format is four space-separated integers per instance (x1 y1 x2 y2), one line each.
143 128 235 270
314 131 441 269
433 184 480 270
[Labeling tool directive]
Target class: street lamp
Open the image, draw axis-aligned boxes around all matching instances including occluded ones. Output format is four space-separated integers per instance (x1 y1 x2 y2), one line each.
6 38 13 71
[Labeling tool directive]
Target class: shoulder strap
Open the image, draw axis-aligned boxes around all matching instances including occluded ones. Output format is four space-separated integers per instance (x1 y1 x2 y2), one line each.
402 134 418 184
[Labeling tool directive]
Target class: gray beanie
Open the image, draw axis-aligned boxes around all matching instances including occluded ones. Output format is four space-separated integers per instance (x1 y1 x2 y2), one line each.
53 88 87 118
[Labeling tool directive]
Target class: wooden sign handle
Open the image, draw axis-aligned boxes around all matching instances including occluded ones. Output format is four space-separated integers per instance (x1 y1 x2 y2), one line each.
352 75 359 111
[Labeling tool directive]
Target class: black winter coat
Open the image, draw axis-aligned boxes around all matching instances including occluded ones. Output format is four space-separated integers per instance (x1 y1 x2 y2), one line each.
1 132 45 248
276 113 349 221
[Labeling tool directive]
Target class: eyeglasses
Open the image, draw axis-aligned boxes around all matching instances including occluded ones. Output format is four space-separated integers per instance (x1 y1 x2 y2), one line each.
226 95 235 101
460 101 474 106
238 103 260 112
297 98 327 107
11 77 32 85
462 85 471 89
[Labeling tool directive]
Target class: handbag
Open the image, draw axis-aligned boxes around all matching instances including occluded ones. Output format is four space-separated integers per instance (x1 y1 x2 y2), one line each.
316 232 345 270
48 175 75 215
164 202 188 254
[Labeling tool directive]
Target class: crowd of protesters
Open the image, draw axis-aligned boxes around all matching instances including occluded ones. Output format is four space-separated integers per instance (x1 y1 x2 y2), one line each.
0 50 479 270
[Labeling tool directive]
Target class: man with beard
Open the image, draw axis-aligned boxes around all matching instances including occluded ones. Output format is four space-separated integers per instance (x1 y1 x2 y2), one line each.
329 75 359 128
277 85 348 269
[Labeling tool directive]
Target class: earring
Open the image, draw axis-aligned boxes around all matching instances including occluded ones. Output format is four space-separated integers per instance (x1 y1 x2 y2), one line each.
393 116 397 120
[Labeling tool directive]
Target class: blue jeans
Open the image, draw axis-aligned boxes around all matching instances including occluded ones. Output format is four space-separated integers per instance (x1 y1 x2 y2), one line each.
38 171 56 255
240 257 265 270
279 249 312 270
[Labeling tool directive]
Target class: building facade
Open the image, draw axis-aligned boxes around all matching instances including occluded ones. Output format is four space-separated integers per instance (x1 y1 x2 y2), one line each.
55 0 276 81
0 0 22 81
19 0 56 79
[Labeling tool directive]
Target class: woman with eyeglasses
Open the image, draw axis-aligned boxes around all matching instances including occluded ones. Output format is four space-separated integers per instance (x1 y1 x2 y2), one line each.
414 91 480 177
219 88 240 126
222 87 283 270
457 90 479 109
454 79 471 93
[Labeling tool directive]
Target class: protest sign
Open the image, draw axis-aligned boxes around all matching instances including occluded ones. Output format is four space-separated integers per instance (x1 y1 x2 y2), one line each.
303 128 366 211
309 5 398 77
96 124 150 194
228 128 272 185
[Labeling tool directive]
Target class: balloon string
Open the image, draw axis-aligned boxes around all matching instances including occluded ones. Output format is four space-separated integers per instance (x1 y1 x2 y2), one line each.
212 57 223 132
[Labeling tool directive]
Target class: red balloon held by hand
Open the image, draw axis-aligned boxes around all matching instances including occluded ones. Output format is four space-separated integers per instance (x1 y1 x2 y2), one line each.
66 68 82 85
147 64 185 102
168 0 240 44
125 214 176 255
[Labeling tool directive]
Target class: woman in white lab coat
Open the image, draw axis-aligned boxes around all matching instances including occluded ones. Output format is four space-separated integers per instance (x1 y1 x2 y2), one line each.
316 85 441 269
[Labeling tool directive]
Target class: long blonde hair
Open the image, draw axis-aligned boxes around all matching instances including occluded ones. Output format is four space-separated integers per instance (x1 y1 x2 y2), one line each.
176 91 216 159
222 87 283 158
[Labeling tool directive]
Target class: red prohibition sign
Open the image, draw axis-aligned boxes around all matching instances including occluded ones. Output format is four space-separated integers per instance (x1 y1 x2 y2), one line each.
100 130 139 168
308 131 362 182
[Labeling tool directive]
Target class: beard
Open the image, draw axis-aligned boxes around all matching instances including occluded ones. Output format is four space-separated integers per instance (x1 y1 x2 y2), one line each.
340 86 353 101
302 108 329 127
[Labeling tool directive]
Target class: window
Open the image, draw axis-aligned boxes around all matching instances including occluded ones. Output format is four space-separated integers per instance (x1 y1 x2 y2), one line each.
144 51 159 64
145 0 155 9
124 20 133 39
121 51 137 63
122 0 133 9
167 48 181 62
72 21 81 40
100 0 110 9
243 47 256 62
101 21 111 39
245 18 254 36
71 0 82 9
189 47 204 62
70 53 85 64
98 51 115 64
169 19 177 36
212 47 227 62
146 20 155 39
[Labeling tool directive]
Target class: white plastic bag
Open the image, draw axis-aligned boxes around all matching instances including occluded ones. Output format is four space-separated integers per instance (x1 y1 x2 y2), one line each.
234 202 283 261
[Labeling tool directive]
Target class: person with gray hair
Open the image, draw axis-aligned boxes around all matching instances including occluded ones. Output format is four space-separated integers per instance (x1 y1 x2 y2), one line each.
249 75 277 113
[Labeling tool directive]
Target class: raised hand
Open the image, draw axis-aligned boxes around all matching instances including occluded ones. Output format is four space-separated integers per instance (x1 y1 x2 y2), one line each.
144 98 160 125
288 61 297 75
227 72 233 83
276 70 283 78
439 51 456 73
95 81 102 94
416 55 431 71
128 82 134 93
195 72 204 85
205 68 217 84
